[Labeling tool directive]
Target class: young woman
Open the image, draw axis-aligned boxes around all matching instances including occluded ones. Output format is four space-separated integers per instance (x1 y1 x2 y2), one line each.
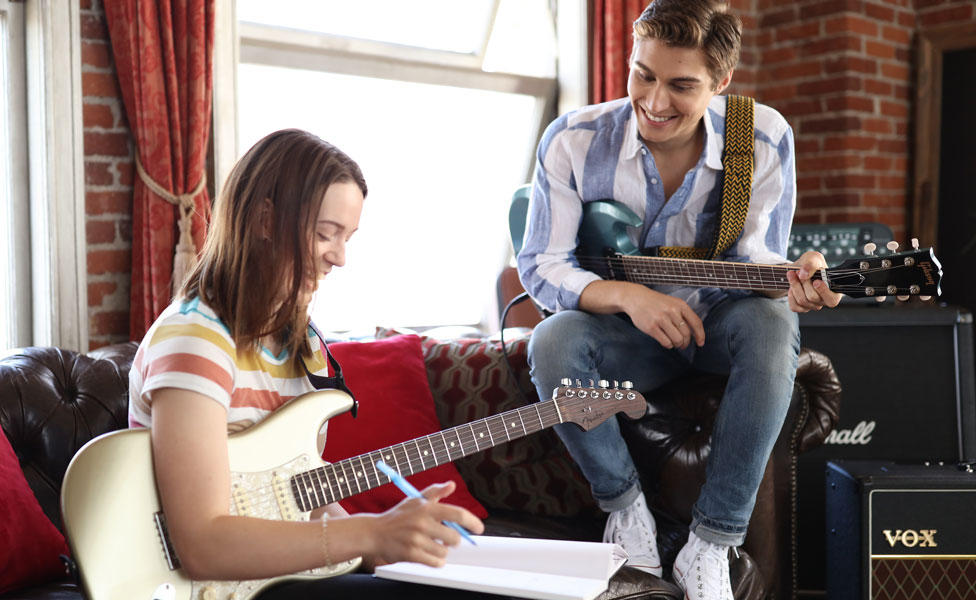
129 129 494 598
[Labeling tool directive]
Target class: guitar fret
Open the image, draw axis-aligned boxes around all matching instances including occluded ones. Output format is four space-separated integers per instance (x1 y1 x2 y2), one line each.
414 439 426 471
533 403 546 429
301 470 321 508
321 464 337 504
426 436 440 466
355 455 370 492
338 460 355 498
290 475 309 512
440 431 456 461
468 423 479 451
454 428 465 457
312 468 328 506
516 409 527 436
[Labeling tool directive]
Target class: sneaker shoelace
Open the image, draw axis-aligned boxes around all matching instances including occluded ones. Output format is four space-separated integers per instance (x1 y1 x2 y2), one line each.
686 540 731 600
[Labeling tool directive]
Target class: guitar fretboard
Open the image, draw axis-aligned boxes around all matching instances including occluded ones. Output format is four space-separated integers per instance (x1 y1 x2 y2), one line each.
290 398 565 511
578 255 817 291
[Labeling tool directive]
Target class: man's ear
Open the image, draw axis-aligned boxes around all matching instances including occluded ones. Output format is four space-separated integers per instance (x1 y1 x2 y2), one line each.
260 198 274 240
714 69 734 94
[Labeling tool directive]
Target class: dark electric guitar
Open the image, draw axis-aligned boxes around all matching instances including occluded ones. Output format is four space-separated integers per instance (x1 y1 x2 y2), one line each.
577 200 943 301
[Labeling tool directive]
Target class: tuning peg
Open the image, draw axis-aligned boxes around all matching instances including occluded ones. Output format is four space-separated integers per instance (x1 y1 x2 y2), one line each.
897 295 910 301
575 378 582 388
613 380 619 389
886 241 899 252
875 296 887 302
560 378 572 386
588 379 595 388
598 379 609 389
620 381 633 390
863 242 877 255
912 238 920 250
920 295 932 301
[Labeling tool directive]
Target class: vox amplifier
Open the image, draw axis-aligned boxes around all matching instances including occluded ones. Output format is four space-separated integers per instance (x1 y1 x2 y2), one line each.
825 460 976 600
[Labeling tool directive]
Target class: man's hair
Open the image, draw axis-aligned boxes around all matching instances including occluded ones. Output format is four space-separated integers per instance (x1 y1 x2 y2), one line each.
181 128 367 365
632 0 742 88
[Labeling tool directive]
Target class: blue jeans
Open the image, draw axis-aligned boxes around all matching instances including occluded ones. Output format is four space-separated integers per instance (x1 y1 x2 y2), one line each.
527 296 800 546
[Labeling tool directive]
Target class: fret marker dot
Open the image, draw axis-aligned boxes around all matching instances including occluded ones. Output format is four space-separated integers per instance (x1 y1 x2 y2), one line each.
385 454 391 459
450 442 455 447
356 471 362 477
423 450 429 456
338 477 344 483
479 433 484 438
510 422 517 428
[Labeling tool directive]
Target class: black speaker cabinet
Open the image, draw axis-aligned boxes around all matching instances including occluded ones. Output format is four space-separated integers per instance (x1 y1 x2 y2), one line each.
796 304 976 593
825 460 976 600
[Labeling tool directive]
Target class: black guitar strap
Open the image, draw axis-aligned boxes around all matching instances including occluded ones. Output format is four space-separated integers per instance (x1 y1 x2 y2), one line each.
301 321 358 418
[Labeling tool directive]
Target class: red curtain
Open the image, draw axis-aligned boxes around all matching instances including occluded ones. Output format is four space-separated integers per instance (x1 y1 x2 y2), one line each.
104 0 215 341
591 0 646 104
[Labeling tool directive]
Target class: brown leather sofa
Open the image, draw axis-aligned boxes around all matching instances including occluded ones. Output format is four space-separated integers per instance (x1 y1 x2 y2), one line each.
0 338 840 600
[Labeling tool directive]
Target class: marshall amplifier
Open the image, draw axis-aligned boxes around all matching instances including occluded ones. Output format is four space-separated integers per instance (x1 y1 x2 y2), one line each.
825 460 976 600
795 304 976 592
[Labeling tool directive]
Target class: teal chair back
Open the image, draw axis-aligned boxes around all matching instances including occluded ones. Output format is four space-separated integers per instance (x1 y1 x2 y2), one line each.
509 184 532 257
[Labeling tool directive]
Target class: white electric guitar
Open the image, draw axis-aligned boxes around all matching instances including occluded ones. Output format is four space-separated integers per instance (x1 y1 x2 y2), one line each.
61 379 646 600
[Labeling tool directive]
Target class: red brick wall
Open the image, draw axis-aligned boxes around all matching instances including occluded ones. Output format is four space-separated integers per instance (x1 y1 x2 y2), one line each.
750 0 976 243
81 0 132 350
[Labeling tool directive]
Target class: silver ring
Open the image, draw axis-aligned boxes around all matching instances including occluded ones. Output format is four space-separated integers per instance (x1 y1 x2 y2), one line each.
677 322 685 328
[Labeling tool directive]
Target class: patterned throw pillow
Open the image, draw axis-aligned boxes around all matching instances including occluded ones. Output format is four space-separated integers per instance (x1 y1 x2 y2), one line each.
376 327 597 517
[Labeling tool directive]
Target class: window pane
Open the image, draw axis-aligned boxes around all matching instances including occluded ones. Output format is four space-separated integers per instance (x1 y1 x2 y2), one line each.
237 64 540 333
237 0 496 55
0 11 10 347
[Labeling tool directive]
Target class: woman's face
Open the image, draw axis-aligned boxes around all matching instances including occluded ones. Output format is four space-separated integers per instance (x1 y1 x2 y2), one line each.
302 181 364 303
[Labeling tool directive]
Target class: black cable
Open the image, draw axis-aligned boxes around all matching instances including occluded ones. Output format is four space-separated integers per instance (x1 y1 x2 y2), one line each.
498 291 537 406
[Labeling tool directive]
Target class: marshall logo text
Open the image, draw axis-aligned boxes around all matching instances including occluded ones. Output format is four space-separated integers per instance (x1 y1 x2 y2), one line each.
882 529 938 548
824 420 875 445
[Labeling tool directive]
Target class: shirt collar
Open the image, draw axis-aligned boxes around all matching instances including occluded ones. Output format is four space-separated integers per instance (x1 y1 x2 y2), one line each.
623 105 643 160
624 98 726 169
703 98 724 171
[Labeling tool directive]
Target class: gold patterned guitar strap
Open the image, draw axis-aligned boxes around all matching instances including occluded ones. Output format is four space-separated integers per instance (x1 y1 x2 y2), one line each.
658 94 755 260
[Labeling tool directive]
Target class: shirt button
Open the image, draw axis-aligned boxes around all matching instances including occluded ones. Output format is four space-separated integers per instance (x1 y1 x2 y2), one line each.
650 177 659 184
641 148 647 155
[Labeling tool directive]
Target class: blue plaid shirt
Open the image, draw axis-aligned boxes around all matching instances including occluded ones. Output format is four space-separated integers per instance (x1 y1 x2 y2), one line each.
517 95 797 320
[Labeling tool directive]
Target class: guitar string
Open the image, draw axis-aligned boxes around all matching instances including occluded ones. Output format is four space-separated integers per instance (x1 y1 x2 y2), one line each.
577 259 923 293
220 399 576 513
222 402 566 514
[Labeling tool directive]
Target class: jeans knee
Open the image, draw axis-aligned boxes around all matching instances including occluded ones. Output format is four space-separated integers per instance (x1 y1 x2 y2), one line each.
528 311 599 379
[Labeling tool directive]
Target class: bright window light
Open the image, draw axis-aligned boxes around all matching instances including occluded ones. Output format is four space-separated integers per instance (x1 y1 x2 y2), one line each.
235 0 556 335
237 65 541 333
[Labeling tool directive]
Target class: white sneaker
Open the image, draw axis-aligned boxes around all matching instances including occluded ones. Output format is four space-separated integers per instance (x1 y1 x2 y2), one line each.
672 531 734 600
602 492 662 576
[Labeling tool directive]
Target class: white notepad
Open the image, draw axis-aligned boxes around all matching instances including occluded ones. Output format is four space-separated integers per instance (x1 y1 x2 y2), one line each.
374 535 628 600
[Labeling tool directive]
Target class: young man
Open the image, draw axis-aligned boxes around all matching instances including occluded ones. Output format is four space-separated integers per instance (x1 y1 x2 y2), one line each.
516 1 840 598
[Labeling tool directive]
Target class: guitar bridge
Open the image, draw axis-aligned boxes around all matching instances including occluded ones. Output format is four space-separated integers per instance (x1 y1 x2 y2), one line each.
154 511 182 571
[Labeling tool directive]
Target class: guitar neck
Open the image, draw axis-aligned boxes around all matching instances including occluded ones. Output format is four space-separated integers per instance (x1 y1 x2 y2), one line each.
291 398 565 511
582 254 811 292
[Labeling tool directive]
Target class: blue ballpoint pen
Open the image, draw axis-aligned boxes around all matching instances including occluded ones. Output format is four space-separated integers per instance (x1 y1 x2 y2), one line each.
375 460 477 546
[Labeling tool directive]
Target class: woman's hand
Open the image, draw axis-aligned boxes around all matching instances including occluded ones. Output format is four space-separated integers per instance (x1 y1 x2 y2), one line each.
361 480 484 568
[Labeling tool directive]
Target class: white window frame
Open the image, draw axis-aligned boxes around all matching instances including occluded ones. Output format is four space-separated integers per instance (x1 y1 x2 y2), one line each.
23 0 87 351
1 0 31 348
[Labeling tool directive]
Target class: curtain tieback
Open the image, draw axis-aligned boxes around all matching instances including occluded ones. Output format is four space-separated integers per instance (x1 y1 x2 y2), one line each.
135 153 207 293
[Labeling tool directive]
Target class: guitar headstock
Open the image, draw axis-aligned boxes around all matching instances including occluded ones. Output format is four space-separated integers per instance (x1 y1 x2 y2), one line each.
552 378 647 431
823 240 942 301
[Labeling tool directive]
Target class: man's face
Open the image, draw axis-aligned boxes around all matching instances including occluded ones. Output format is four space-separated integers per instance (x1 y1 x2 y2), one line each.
627 38 732 150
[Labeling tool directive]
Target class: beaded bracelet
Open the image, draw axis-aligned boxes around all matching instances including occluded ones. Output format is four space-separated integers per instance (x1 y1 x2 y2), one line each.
320 517 333 568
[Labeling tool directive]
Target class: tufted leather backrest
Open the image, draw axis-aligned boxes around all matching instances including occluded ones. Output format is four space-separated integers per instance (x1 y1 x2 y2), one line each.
0 343 138 532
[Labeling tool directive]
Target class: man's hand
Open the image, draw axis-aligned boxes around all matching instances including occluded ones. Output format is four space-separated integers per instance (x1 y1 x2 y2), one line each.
786 251 842 312
580 280 705 350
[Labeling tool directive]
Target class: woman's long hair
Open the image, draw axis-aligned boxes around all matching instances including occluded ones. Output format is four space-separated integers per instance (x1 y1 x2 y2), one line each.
181 129 366 365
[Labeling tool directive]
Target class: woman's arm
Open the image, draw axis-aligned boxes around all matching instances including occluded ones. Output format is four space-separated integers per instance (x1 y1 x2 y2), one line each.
150 388 484 581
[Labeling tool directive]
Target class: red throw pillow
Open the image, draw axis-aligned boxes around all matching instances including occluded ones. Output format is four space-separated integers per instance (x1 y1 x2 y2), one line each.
0 427 70 593
321 334 488 518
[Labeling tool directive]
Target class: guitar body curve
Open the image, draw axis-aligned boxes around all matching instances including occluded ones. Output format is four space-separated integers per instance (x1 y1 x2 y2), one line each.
579 200 642 259
61 390 362 600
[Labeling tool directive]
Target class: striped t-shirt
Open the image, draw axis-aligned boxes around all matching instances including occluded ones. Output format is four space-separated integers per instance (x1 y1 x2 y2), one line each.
129 297 331 434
